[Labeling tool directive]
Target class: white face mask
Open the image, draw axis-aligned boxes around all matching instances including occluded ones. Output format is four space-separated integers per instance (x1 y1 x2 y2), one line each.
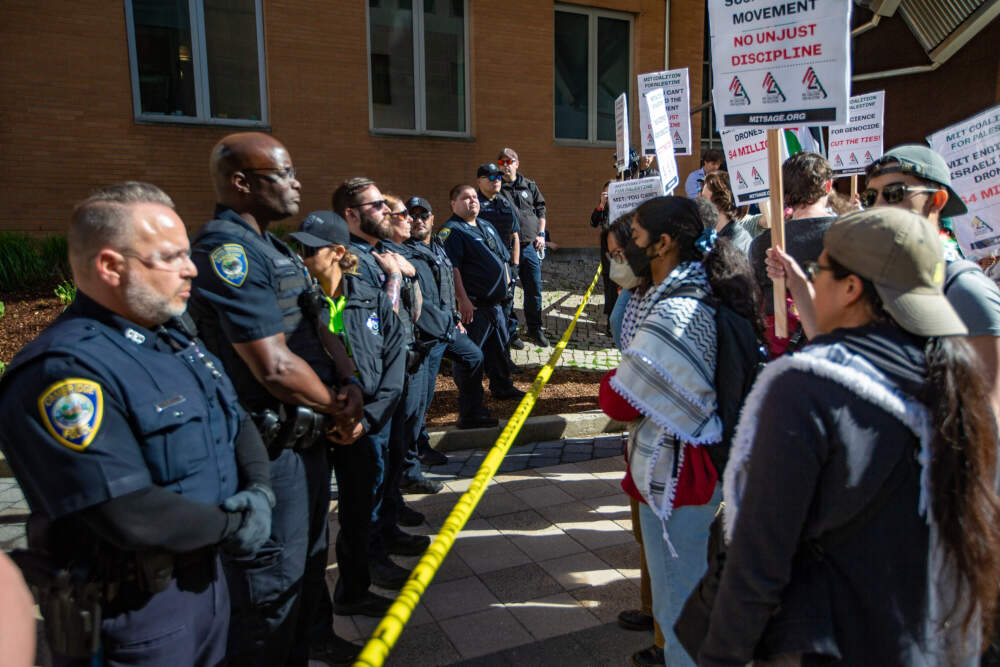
609 256 642 290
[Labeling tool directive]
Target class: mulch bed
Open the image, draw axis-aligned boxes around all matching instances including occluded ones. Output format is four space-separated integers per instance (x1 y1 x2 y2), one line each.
1 291 603 424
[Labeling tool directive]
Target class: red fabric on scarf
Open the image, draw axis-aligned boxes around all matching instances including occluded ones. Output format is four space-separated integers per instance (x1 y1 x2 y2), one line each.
599 369 640 422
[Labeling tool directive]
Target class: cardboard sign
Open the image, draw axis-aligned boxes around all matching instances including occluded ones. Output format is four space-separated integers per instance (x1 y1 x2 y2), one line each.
608 177 663 223
615 93 629 173
638 69 692 156
719 127 771 205
829 91 885 176
644 88 680 193
927 104 1000 259
708 0 852 129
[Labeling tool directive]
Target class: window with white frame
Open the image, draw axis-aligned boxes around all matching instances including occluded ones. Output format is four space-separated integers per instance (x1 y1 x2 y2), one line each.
125 0 268 125
367 0 469 136
554 5 632 143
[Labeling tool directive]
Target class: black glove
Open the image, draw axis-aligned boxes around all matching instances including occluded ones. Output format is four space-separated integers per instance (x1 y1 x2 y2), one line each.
221 484 274 557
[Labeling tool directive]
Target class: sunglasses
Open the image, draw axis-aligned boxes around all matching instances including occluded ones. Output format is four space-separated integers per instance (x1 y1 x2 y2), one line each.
296 244 320 258
410 211 431 221
244 166 297 182
388 210 411 221
859 182 940 208
349 199 387 211
497 159 515 166
481 173 503 182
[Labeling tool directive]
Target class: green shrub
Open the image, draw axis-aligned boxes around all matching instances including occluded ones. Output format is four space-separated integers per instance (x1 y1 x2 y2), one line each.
54 280 76 308
38 235 71 282
0 301 5 319
0 232 47 291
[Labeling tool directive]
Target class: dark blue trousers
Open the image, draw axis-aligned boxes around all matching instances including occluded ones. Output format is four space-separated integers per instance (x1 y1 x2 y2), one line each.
464 305 515 395
329 434 378 604
446 328 486 422
519 244 543 330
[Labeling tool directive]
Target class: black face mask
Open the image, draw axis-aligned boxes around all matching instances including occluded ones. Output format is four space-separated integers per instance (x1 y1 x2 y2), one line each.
623 239 653 279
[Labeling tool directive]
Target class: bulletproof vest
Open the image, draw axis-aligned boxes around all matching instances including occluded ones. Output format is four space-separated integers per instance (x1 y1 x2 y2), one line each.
351 242 416 347
190 218 332 410
4 316 241 505
407 239 457 341
430 238 457 315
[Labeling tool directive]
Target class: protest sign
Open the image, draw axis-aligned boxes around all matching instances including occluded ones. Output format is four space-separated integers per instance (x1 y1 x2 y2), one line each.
638 69 692 156
644 88 680 193
608 177 662 223
829 91 885 176
927 104 1000 259
719 127 771 205
708 0 852 130
615 93 629 173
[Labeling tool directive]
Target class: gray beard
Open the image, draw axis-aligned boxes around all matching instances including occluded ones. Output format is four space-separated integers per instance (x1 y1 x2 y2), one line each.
123 273 185 326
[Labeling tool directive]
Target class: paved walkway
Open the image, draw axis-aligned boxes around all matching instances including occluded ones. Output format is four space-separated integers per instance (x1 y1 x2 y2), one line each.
326 436 655 666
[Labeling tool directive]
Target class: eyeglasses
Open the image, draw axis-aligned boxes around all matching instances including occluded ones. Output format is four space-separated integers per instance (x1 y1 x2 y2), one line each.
121 249 193 272
349 199 387 211
804 261 835 281
497 159 516 166
388 210 411 221
243 166 297 182
859 182 941 208
410 211 431 221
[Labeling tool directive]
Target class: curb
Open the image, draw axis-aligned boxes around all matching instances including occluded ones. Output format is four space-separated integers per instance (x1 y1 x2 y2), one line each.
427 409 627 452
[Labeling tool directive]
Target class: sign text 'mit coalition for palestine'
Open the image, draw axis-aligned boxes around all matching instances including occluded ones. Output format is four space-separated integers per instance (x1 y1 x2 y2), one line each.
727 0 817 25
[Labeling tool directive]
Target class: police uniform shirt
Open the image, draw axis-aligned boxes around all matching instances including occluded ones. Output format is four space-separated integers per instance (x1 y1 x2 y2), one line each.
439 215 509 304
190 207 335 411
0 292 240 520
404 238 456 342
476 191 520 252
348 233 388 290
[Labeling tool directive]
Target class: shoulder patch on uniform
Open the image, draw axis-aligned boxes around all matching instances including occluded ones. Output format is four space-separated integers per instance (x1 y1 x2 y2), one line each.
438 228 452 241
366 313 381 335
38 379 104 451
210 244 249 287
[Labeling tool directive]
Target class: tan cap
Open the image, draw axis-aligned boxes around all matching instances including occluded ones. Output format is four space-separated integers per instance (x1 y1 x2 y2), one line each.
498 147 518 161
824 208 967 337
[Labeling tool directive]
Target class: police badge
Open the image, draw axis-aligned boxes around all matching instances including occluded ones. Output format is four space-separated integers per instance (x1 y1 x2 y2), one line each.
210 244 249 287
38 378 104 451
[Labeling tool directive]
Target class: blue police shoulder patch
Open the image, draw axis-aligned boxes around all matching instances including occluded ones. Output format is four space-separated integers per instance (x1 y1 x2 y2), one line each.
210 244 249 287
366 313 380 335
38 379 104 451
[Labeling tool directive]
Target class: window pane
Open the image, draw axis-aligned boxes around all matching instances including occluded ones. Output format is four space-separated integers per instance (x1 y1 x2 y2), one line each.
370 0 416 130
423 0 465 132
596 17 629 142
204 0 262 121
132 0 196 117
554 11 589 140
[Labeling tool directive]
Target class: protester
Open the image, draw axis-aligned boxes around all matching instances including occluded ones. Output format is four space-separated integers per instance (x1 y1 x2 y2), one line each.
599 196 762 667
684 148 724 199
287 210 408 621
706 207 1000 665
332 179 430 592
406 196 499 431
864 144 1000 419
439 184 524 401
605 214 641 350
188 134 365 666
1 182 273 666
700 171 754 255
629 154 660 180
499 147 551 347
748 151 838 355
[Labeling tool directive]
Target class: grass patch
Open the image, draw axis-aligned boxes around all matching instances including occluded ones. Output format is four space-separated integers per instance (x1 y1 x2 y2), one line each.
0 233 71 292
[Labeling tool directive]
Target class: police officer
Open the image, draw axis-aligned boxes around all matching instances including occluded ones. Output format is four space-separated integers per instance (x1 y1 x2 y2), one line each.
331 178 431 590
0 182 273 666
498 147 550 347
476 163 523 353
440 184 525 401
188 133 363 666
406 196 498 434
287 211 406 621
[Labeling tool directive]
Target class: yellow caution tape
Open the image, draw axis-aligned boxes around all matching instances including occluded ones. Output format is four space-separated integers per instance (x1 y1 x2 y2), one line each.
353 265 603 667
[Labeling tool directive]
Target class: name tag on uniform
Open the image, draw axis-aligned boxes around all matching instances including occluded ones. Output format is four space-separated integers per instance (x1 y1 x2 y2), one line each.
155 395 187 413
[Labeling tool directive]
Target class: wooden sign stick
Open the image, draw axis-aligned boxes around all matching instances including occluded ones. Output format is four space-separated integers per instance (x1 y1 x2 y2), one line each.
850 174 858 198
767 128 787 338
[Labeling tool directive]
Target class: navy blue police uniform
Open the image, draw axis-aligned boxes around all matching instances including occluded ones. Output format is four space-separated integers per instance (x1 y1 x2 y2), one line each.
439 215 520 394
188 206 343 666
477 190 521 341
0 292 270 667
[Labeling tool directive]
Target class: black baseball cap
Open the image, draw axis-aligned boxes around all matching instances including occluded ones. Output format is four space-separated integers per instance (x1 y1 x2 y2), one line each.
477 162 501 178
406 196 432 213
289 210 350 248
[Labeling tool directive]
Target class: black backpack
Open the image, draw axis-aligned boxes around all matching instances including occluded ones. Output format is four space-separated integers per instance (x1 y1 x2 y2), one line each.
666 285 768 478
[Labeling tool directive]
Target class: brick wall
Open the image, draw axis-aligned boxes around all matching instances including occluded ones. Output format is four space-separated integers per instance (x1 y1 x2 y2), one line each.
0 0 705 246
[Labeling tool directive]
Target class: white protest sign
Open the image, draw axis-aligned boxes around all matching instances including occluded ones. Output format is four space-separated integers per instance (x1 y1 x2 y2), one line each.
608 177 663 223
708 0 852 129
644 88 680 193
829 91 885 176
638 69 692 156
615 93 629 172
719 127 771 205
927 104 1000 259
